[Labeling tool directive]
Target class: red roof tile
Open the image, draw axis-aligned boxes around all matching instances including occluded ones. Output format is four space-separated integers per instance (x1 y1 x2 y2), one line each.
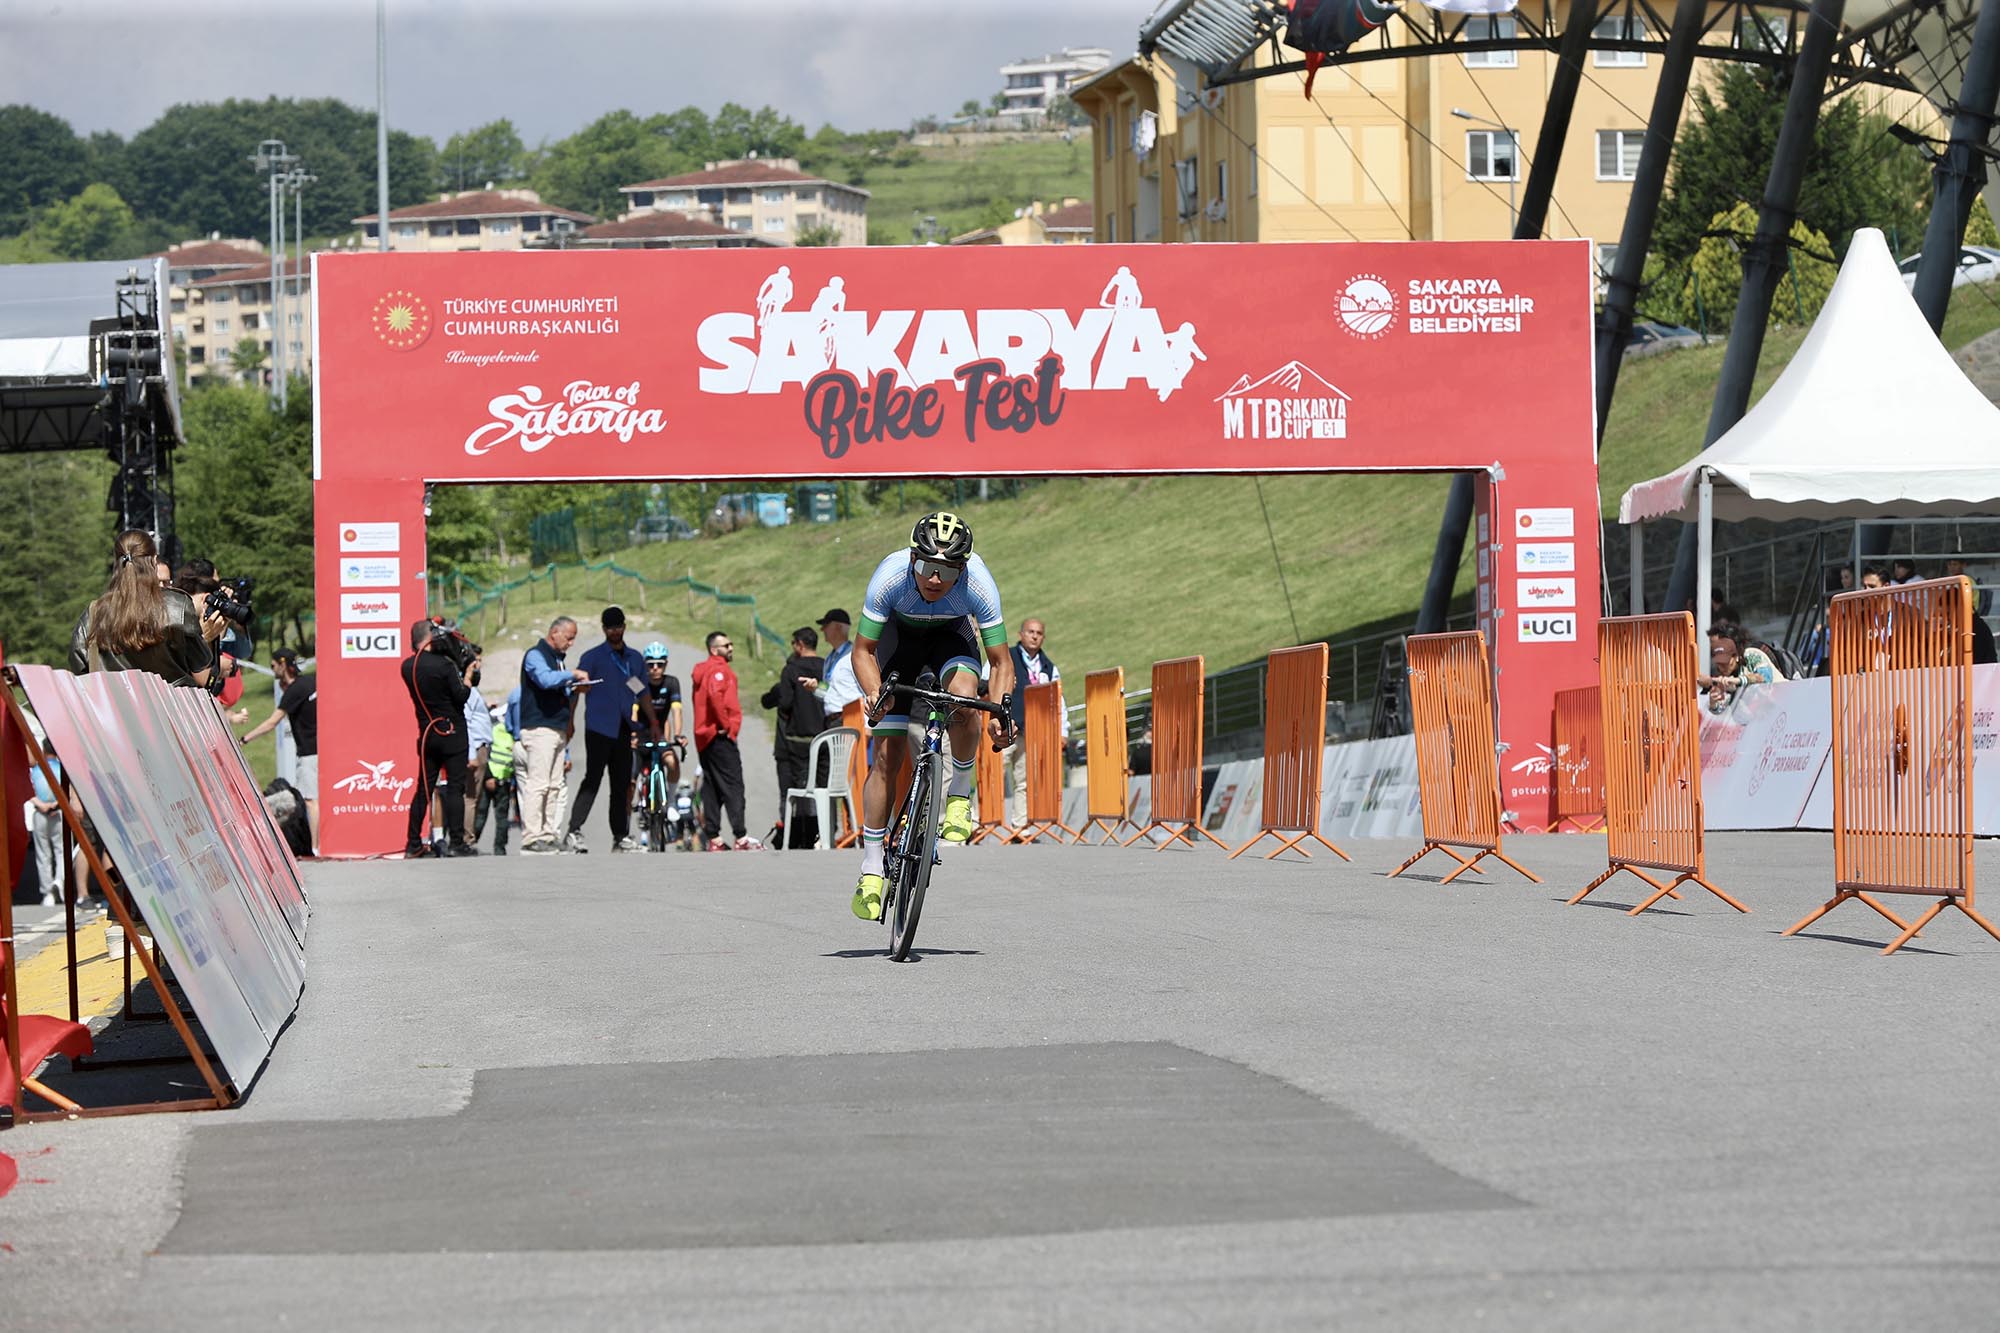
579 211 736 240
1041 202 1094 231
623 161 866 193
190 255 312 288
149 241 267 269
352 190 595 224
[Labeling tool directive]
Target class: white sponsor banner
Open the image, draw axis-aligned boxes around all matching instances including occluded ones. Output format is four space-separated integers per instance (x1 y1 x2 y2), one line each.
1517 612 1578 643
338 521 399 553
341 627 403 658
1516 577 1576 608
340 556 399 588
1700 677 1833 830
1201 759 1264 846
1320 735 1425 841
1513 506 1574 539
339 591 401 625
1515 542 1574 573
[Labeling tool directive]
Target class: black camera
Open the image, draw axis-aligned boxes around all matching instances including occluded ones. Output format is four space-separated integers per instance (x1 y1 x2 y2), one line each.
204 575 255 627
429 616 483 683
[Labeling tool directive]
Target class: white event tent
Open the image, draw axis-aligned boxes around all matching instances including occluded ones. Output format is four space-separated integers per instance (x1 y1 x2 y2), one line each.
1618 227 2000 646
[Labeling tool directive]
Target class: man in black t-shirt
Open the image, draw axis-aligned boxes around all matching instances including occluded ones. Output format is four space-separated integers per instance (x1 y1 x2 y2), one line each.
399 620 478 857
241 647 319 849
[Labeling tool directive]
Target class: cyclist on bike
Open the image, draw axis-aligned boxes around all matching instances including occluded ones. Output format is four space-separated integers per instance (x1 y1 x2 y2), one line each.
636 641 686 787
850 511 1015 921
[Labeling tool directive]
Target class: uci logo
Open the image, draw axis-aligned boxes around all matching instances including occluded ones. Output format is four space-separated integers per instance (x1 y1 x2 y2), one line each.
341 628 402 659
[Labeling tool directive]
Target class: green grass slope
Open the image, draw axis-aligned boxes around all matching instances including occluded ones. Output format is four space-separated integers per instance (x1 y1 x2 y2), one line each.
851 135 1095 243
462 285 2000 694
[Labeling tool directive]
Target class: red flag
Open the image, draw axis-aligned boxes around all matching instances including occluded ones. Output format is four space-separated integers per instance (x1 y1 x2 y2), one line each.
0 650 30 882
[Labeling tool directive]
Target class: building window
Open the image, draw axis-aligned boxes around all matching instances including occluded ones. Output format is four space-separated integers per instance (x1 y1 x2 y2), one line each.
1463 14 1518 65
522 215 542 232
242 313 259 330
455 219 480 235
188 346 205 364
629 191 654 209
727 188 752 204
290 312 304 327
363 223 379 238
1465 130 1520 181
214 345 231 363
1106 212 1117 242
666 192 694 208
213 316 230 333
396 224 421 238
210 288 232 303
1216 160 1229 204
761 189 787 204
488 219 515 235
1739 15 1787 51
763 216 786 233
290 341 303 358
730 217 752 232
796 213 819 229
1593 15 1647 65
1597 243 1620 281
429 221 453 237
1596 129 1644 180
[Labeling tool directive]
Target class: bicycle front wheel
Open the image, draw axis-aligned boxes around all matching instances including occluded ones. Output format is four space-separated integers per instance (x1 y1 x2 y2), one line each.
888 758 938 961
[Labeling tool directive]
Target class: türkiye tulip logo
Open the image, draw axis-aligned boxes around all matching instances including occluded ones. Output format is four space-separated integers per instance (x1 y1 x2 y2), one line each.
372 289 432 350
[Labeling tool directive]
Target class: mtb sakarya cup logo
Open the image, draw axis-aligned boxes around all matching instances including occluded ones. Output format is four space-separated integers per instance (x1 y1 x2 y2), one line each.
695 262 1209 457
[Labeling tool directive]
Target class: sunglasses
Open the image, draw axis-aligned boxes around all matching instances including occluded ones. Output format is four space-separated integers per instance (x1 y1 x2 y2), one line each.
913 558 964 585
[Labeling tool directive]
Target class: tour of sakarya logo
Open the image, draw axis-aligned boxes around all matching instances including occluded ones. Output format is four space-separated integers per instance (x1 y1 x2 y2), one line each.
464 380 667 456
331 759 418 804
697 263 1206 401
1216 361 1349 441
1337 275 1396 339
1510 742 1589 780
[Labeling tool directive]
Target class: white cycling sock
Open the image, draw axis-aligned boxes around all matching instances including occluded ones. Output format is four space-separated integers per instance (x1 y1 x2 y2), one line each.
947 755 976 800
860 826 886 878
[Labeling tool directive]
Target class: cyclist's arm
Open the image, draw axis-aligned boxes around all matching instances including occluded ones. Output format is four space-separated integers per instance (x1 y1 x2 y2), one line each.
985 642 1016 721
852 636 884 710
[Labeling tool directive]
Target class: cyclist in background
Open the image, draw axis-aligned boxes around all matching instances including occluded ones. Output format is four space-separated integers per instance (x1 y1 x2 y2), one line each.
849 511 1015 921
638 641 685 786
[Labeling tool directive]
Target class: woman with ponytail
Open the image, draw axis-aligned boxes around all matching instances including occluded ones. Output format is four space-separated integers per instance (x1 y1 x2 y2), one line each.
68 529 225 687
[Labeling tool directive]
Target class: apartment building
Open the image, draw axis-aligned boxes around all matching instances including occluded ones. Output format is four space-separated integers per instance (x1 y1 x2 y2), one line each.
950 197 1097 245
618 159 869 247
353 188 595 252
998 47 1114 122
1071 8 1937 263
178 255 313 383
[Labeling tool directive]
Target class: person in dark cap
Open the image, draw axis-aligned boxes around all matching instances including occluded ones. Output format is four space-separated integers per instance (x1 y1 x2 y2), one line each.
811 607 861 721
564 606 659 852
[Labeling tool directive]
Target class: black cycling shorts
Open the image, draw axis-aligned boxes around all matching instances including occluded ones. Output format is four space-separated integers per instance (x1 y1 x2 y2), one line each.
874 616 982 731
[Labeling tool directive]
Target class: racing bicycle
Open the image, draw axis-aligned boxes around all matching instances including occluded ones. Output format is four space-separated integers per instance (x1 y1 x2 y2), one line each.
869 670 1011 961
635 736 692 852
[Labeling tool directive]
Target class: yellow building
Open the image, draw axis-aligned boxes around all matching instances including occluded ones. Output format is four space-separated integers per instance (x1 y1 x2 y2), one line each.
180 255 313 383
1071 7 1938 264
354 189 594 252
619 159 870 247
949 198 1097 245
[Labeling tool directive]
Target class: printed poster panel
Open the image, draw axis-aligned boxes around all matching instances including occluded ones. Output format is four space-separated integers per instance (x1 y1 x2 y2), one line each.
17 666 307 1089
1700 677 1834 830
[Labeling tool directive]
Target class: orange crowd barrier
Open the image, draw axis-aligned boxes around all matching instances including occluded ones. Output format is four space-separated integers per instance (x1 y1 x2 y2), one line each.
1570 612 1746 916
1231 644 1349 862
970 722 1008 843
834 700 869 847
1784 576 2000 955
1078 668 1138 844
1390 631 1540 885
1128 655 1228 850
1551 685 1607 832
1016 681 1074 843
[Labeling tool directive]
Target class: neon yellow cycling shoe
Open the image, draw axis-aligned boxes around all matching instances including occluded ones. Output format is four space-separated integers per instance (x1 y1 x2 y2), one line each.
852 873 884 921
940 795 975 844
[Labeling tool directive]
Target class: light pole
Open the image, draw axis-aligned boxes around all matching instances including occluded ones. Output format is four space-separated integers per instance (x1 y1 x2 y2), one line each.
286 168 316 408
1451 108 1516 235
376 0 391 253
249 139 296 399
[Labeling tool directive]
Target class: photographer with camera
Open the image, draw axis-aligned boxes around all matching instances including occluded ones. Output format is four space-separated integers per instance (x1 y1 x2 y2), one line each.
398 618 480 858
69 530 228 687
239 647 318 849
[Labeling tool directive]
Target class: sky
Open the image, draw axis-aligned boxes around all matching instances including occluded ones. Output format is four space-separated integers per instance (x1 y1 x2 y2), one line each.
0 0 1148 145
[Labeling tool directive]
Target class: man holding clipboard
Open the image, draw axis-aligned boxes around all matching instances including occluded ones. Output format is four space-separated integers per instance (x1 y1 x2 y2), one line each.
562 606 660 853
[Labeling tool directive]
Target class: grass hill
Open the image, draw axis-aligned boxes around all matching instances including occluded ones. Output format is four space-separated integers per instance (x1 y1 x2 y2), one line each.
456 283 2000 700
850 134 1094 243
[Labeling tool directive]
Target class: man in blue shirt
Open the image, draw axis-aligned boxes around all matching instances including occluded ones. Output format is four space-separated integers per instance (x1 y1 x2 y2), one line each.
517 615 590 854
562 606 660 852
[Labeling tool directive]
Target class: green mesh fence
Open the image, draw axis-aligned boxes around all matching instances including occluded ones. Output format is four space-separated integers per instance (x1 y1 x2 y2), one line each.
431 559 790 654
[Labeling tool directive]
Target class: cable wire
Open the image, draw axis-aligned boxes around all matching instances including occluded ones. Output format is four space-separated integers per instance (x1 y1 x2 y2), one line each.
1253 476 1306 645
1294 70 1416 237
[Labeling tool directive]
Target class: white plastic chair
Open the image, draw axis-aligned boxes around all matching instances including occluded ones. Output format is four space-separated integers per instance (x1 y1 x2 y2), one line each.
782 727 861 850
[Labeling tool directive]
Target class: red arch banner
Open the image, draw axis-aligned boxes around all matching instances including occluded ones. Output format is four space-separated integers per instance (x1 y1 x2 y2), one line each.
312 241 1599 854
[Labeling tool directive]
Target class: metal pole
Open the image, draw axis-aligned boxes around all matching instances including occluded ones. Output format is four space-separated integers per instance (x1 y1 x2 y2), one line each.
293 171 307 397
1413 0 1599 635
1913 0 2000 331
268 168 279 394
1630 521 1646 614
1665 0 1845 614
376 0 391 254
1696 471 1713 649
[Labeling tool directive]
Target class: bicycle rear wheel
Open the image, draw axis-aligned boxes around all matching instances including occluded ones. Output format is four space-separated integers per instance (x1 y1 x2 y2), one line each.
887 758 938 961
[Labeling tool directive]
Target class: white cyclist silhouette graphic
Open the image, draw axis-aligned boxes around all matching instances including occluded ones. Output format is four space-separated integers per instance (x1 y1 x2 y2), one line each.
754 265 792 329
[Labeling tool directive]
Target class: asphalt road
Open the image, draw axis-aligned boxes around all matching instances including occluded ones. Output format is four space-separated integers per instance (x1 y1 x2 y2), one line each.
4 831 1998 1331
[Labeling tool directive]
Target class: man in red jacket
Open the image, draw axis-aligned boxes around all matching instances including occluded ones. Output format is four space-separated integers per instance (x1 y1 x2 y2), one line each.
691 630 757 850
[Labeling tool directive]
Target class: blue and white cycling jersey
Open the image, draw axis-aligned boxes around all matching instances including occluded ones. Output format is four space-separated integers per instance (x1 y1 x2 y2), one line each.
857 551 1007 648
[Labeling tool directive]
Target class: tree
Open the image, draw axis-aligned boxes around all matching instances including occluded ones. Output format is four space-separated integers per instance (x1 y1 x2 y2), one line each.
231 337 268 383
438 119 529 193
1045 94 1087 129
40 182 136 259
794 224 839 247
1680 202 1837 333
987 92 1009 118
709 103 806 162
1965 198 2000 248
532 109 680 217
0 453 116 666
0 105 91 232
959 99 983 118
426 486 499 578
1658 66 1908 268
